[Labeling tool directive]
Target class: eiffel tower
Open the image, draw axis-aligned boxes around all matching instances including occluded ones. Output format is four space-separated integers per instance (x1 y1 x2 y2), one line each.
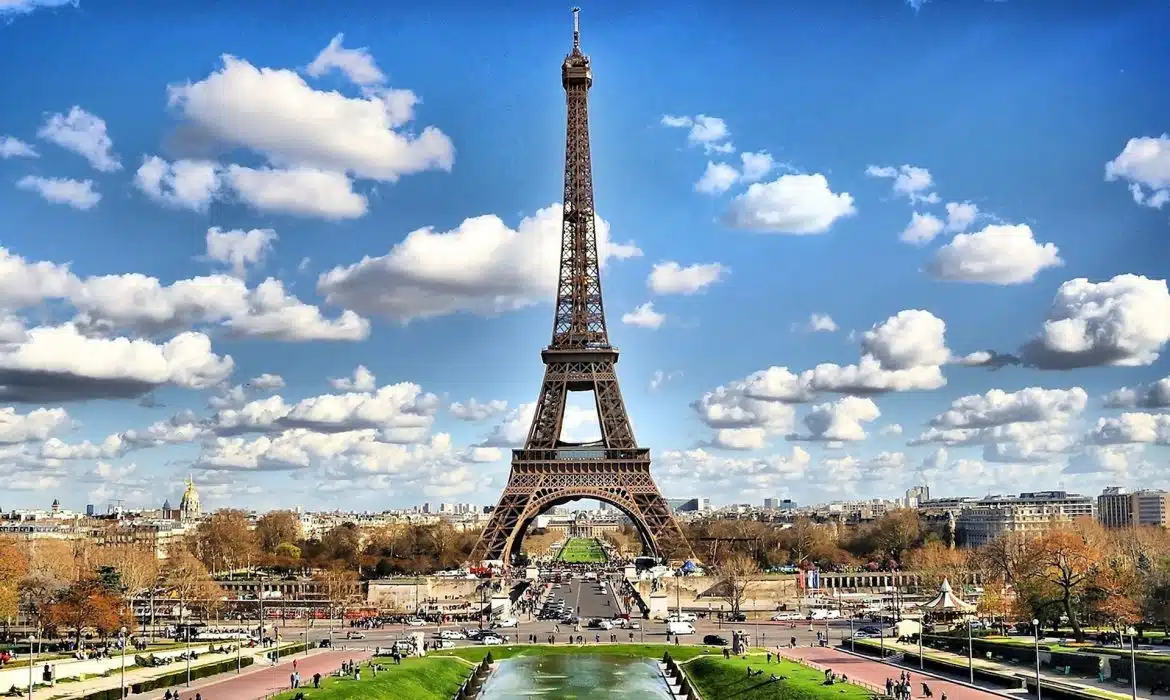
470 8 692 566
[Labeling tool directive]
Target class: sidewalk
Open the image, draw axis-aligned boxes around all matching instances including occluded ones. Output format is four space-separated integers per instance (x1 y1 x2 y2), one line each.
780 646 1004 700
171 649 373 700
26 642 307 699
870 638 1145 700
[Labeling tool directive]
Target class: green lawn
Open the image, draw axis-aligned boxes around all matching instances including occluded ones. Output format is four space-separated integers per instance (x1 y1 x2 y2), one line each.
556 537 609 564
433 643 715 664
686 654 875 700
267 656 470 700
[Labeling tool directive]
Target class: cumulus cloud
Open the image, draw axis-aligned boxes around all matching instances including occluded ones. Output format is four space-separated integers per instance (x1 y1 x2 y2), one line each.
648 261 727 295
798 313 838 333
0 0 77 18
0 136 38 158
134 156 221 212
306 33 386 87
36 106 121 172
694 152 776 195
621 302 665 329
16 175 100 210
944 201 979 232
204 227 276 278
449 398 508 422
658 446 810 496
0 407 71 444
1104 377 1170 409
317 205 640 322
329 365 377 392
480 402 602 447
1088 412 1170 447
1105 134 1170 209
865 164 939 204
926 223 1063 284
900 212 944 246
724 173 856 234
789 397 881 442
223 165 368 220
661 114 734 154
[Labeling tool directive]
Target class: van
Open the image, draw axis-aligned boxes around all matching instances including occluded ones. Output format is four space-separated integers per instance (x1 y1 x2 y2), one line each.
667 621 695 635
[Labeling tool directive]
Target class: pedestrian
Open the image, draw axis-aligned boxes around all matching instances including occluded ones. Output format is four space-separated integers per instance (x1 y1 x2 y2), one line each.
290 672 296 689
195 694 202 700
313 672 321 688
766 651 773 663
923 682 933 699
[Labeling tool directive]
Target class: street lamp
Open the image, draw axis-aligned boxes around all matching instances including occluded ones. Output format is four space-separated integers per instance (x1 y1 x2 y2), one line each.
967 617 975 684
237 615 244 674
1129 629 1138 700
120 626 128 697
1032 618 1041 700
918 619 924 670
185 627 192 687
850 617 855 653
26 633 34 700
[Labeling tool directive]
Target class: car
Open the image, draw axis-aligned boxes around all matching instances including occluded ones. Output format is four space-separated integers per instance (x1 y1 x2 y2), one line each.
492 618 519 628
345 631 365 639
728 613 747 622
771 611 801 621
393 640 414 652
671 612 698 623
588 619 613 630
667 621 695 635
480 636 504 645
405 618 426 627
703 634 729 646
438 630 466 640
432 639 456 649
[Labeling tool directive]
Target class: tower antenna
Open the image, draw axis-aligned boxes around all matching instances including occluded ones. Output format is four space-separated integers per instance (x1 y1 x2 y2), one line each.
572 7 581 49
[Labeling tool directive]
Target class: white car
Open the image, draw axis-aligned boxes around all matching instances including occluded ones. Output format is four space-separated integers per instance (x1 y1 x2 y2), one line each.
771 611 801 621
405 618 426 627
345 631 366 640
480 636 504 645
432 639 456 649
438 630 466 640
493 618 519 628
668 613 697 623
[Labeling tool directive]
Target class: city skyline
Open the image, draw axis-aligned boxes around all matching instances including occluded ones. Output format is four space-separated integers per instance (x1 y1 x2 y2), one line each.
1 0 1169 513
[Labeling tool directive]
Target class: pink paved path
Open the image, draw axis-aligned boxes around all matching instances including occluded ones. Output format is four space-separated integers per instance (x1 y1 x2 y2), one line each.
781 646 1003 700
157 649 373 700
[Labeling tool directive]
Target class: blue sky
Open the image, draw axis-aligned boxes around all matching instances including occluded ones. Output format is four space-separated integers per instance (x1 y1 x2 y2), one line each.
1 0 1169 513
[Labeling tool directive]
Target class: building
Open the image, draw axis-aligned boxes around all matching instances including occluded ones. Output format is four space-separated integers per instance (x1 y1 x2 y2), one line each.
957 491 1095 547
178 478 202 523
1098 487 1132 528
905 486 930 508
1098 487 1170 528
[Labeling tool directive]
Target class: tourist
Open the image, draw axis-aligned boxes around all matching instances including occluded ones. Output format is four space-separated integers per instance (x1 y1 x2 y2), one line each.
290 672 297 689
313 672 321 688
766 651 772 663
922 682 933 698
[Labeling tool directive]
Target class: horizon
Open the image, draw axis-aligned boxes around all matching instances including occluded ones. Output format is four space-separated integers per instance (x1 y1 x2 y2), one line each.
1 0 1169 513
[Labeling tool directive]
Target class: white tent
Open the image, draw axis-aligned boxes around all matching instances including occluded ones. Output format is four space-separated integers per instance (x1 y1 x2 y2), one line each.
920 578 975 614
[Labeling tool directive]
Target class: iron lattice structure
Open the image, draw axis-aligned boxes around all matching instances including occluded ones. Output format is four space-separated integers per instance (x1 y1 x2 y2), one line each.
471 10 692 566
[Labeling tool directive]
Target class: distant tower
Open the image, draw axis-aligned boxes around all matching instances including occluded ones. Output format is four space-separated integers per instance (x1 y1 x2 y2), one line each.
162 498 174 520
51 498 60 514
179 476 202 523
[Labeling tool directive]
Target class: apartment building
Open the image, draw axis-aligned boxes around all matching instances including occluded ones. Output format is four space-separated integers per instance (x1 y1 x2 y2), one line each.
1098 487 1170 528
956 491 1095 547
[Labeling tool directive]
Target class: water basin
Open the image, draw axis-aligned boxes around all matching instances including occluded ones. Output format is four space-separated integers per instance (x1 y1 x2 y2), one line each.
477 654 673 699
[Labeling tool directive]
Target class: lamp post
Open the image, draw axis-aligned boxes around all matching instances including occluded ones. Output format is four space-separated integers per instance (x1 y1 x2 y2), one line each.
967 618 975 684
185 627 192 687
1033 618 1042 700
1129 630 1138 700
26 633 34 700
753 598 759 648
918 619 924 670
850 617 855 653
120 626 128 697
237 615 243 674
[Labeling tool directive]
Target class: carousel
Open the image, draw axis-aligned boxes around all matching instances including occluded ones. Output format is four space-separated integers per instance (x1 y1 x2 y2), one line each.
920 578 976 625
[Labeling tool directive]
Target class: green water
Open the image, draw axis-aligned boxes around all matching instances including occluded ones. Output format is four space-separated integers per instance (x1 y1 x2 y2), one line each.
478 654 673 699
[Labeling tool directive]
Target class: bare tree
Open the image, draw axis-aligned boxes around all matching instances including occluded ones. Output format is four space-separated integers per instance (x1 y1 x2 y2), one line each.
718 552 760 618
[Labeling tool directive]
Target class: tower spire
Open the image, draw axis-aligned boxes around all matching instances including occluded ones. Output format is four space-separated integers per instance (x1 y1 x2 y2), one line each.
572 7 581 50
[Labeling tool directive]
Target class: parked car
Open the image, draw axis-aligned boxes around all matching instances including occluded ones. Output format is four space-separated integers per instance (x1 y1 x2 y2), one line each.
728 613 747 622
438 630 466 640
771 611 801 621
345 631 365 640
492 618 519 629
703 634 729 646
432 639 456 649
405 618 426 627
480 636 504 645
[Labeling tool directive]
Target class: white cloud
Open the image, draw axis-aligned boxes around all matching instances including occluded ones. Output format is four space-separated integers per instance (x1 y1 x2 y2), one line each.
16 175 100 210
480 402 601 447
695 162 739 195
927 223 1063 284
621 302 665 329
0 407 70 444
1105 134 1170 209
250 373 286 390
1105 377 1170 409
929 387 1088 430
865 164 939 204
449 398 508 422
329 365 377 392
649 370 681 391
0 136 38 158
791 396 881 442
691 383 798 451
223 165 368 220
169 55 453 182
1020 274 1170 369
799 313 838 333
944 201 979 232
134 156 220 212
658 446 810 495
661 114 734 154
0 324 233 402
694 152 776 195
900 212 944 245
0 246 367 343
36 106 120 172
724 173 856 234
1089 412 1170 447
317 204 640 322
306 33 386 87
205 227 276 278
879 423 903 436
0 0 76 17
648 261 726 295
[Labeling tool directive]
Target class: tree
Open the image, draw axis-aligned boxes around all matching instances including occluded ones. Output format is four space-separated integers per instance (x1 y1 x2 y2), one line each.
255 511 301 554
190 510 258 574
161 548 223 622
976 580 1014 622
274 543 302 560
48 578 133 645
860 510 922 565
94 545 160 597
717 552 760 618
320 523 362 569
0 537 29 623
313 565 359 619
1090 564 1143 635
903 541 969 587
1019 527 1103 640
